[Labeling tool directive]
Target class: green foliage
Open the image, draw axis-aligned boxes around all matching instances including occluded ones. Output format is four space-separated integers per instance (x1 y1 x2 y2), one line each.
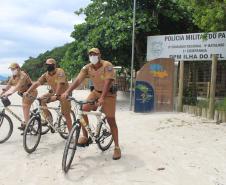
195 98 226 111
196 99 209 108
62 0 197 77
21 44 70 80
216 98 226 111
22 0 198 80
183 87 198 105
60 41 88 79
177 0 226 31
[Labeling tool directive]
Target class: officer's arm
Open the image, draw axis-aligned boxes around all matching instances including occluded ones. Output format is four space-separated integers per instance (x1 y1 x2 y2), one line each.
26 81 40 94
65 76 83 94
1 84 11 95
100 79 113 99
8 77 25 94
55 82 64 96
1 85 11 96
4 83 20 96
1 76 13 96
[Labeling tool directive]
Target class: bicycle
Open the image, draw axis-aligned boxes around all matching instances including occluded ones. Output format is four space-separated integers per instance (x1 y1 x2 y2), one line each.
23 95 76 154
62 96 113 173
0 96 32 143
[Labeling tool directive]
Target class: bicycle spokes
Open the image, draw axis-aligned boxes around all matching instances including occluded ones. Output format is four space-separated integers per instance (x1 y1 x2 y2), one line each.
97 129 111 143
0 113 13 144
0 116 3 128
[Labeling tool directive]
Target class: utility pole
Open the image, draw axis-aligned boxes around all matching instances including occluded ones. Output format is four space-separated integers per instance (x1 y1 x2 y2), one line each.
129 0 136 111
208 54 217 119
178 61 184 112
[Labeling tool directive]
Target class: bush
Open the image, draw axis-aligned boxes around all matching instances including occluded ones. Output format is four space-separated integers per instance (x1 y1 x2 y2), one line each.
183 87 197 105
215 98 226 111
197 99 209 108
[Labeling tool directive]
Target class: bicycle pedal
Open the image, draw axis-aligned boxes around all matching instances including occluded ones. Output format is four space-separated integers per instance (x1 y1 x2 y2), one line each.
50 127 55 133
77 137 92 147
88 137 93 144
77 143 89 147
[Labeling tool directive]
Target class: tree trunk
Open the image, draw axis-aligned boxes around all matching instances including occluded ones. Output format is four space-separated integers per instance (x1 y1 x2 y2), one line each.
135 37 146 69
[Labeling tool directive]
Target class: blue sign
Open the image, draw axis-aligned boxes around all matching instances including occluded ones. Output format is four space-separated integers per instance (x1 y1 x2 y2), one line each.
134 81 154 112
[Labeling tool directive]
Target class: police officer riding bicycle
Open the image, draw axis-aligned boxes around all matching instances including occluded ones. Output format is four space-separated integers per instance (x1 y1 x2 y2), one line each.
62 48 121 160
0 63 37 131
24 58 72 132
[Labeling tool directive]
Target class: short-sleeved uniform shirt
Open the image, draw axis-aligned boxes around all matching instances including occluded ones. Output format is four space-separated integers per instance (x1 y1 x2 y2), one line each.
78 60 115 92
8 71 33 93
38 68 71 114
77 60 116 117
8 71 37 105
38 68 69 94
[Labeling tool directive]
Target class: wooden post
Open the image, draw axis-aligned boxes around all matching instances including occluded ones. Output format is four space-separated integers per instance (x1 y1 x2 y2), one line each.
207 82 210 98
173 61 179 111
208 54 217 119
178 61 184 112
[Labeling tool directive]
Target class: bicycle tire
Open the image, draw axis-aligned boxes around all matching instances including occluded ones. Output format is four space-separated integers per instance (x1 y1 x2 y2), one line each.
58 110 76 139
40 124 50 135
96 118 113 151
23 115 42 153
62 122 80 173
30 108 50 135
0 113 13 144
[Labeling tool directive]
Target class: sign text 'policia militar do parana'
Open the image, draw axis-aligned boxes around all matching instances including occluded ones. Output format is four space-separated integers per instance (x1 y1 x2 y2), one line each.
147 31 226 61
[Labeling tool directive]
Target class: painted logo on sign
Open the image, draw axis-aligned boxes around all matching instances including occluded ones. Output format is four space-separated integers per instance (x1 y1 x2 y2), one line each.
136 84 153 103
134 81 154 113
150 64 168 78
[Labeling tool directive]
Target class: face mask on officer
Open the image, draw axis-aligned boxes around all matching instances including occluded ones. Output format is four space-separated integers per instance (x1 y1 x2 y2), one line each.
46 64 55 72
89 55 99 65
11 69 18 76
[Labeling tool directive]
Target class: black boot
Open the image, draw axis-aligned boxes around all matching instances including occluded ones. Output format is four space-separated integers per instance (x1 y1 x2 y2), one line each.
18 124 26 131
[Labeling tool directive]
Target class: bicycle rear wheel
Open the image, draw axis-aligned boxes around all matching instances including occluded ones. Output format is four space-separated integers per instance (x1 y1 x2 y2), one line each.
0 113 13 144
58 110 76 139
62 122 80 173
23 116 42 153
96 118 113 151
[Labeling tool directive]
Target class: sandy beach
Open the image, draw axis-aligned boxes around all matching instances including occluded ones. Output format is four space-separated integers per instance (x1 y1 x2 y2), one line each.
0 86 226 185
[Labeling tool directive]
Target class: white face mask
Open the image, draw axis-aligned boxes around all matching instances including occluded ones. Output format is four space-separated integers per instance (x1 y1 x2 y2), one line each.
89 55 99 65
12 69 18 76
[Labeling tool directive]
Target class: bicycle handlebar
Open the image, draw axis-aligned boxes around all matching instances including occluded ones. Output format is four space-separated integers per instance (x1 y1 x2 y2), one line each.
67 96 98 105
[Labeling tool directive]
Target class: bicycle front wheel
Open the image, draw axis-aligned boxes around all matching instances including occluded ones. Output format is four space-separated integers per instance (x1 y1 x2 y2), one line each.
96 118 113 151
0 113 13 144
58 110 76 139
23 116 42 153
30 108 50 135
62 123 80 173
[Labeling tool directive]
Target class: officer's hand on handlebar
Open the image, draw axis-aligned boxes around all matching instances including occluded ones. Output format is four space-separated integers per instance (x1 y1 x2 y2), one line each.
61 91 69 100
3 92 12 97
23 92 29 98
97 97 104 106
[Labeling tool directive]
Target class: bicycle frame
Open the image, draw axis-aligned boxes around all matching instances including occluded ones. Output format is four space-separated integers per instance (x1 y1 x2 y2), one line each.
33 101 65 132
70 97 105 142
62 97 112 173
0 105 25 123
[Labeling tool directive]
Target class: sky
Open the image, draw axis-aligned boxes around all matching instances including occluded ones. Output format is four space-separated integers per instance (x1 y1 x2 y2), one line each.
0 0 91 76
